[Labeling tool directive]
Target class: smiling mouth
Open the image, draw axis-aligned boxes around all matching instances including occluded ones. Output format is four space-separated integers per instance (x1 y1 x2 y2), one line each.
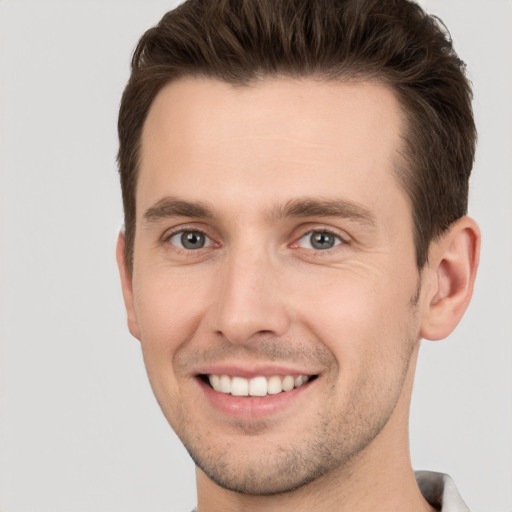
199 374 317 397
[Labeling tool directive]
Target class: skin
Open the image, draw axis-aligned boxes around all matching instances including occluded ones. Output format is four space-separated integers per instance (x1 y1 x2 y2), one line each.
117 77 480 512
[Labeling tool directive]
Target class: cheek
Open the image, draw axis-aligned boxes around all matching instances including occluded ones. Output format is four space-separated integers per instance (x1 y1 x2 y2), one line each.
131 270 211 419
292 264 400 328
132 268 210 360
289 265 417 370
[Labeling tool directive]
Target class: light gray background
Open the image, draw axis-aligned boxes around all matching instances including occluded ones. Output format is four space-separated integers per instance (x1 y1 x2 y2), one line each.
0 1 510 511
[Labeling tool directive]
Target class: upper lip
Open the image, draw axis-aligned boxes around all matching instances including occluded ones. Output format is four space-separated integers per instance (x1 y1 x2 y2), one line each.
194 363 320 379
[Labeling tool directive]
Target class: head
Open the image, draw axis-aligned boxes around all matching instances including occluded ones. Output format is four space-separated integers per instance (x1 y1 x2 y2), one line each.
118 0 476 273
116 0 480 502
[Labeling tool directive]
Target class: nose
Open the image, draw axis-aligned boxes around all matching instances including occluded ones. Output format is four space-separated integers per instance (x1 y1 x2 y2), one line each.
211 247 291 345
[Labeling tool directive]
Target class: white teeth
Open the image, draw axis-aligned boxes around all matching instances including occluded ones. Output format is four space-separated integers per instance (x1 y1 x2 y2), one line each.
231 376 249 396
210 375 220 390
267 376 282 395
282 375 295 391
219 375 231 393
249 376 267 396
207 374 311 396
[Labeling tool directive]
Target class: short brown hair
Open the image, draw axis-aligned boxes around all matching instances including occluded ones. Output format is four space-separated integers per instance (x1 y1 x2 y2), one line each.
118 0 476 271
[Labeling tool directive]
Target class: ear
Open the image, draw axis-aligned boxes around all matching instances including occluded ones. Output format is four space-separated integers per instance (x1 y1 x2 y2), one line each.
420 216 480 341
116 231 141 341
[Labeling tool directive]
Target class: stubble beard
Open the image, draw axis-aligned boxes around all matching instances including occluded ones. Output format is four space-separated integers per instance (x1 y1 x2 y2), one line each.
156 282 422 496
167 337 417 497
184 409 386 496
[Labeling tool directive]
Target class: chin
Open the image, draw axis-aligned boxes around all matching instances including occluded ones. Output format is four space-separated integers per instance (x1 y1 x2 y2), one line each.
190 446 335 496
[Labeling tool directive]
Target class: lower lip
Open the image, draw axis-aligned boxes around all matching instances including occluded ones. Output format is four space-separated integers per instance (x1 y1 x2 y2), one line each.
196 377 316 419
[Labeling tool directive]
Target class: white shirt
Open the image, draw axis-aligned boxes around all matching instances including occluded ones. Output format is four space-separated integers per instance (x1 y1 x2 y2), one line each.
416 471 470 511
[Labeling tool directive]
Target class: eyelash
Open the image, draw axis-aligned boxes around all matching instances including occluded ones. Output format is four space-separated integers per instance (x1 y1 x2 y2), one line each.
162 226 348 254
293 229 346 251
163 226 216 252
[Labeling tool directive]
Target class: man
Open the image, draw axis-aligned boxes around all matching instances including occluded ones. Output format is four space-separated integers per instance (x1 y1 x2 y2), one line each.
116 0 480 511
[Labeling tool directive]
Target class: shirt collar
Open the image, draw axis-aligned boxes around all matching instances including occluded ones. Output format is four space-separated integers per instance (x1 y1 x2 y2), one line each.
415 470 470 512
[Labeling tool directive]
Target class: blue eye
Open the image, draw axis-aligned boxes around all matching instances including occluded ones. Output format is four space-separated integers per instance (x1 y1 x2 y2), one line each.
169 230 213 250
297 231 342 250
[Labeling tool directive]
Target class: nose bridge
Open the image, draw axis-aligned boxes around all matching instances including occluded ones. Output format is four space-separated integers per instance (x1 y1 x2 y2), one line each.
213 239 289 344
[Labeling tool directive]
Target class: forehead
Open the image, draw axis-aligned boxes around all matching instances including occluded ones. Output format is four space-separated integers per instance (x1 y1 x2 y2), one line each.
138 77 407 221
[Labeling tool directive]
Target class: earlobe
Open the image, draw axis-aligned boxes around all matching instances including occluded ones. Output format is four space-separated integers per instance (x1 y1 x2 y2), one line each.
116 232 141 341
420 216 481 341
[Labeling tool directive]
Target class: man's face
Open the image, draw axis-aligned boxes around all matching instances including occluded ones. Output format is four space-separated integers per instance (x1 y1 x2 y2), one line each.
123 77 425 494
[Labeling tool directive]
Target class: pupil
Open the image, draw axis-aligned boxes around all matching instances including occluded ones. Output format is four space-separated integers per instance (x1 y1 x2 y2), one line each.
311 232 334 250
181 231 205 249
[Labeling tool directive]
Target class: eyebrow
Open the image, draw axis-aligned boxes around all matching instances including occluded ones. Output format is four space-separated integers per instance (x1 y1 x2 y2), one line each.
142 196 376 227
143 197 213 222
273 197 376 227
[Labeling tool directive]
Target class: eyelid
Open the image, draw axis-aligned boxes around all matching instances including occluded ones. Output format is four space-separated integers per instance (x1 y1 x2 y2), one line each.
161 224 219 250
298 230 342 250
290 225 350 248
160 223 350 252
169 231 214 249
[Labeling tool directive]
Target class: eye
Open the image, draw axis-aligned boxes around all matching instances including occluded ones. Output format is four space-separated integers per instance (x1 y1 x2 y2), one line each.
168 230 213 250
296 230 343 250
